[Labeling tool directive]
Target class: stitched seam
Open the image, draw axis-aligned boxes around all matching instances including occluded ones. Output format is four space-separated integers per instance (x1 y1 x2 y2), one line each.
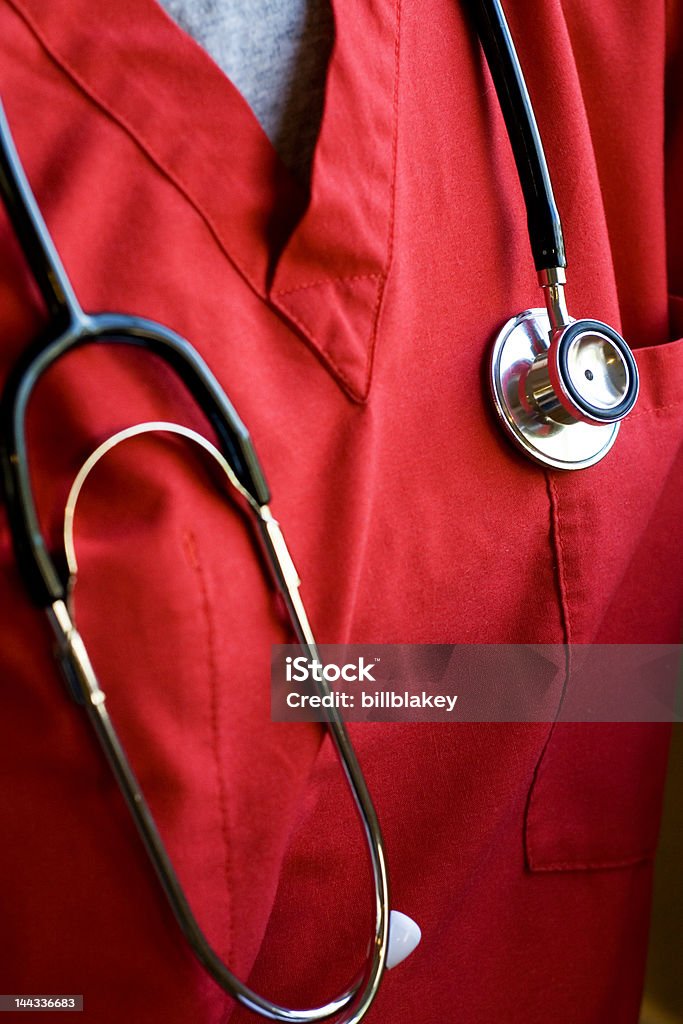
277 300 366 401
273 0 402 401
385 0 402 282
524 472 572 869
360 0 403 399
362 272 389 399
546 474 573 646
273 271 382 298
184 531 234 970
530 851 655 872
629 399 683 418
7 0 263 302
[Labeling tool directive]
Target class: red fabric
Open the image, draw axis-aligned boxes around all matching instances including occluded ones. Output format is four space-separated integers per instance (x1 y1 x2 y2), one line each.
0 1 681 1021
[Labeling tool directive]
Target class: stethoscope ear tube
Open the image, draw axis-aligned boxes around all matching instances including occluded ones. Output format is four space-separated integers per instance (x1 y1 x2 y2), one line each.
0 98 80 329
469 0 565 271
0 318 272 608
0 332 72 607
0 93 272 609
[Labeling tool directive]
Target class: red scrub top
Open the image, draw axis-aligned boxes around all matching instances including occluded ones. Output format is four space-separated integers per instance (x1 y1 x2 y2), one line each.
0 1 682 1021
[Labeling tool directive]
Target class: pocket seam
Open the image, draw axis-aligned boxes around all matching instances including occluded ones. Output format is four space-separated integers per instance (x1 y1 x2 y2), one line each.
522 474 660 874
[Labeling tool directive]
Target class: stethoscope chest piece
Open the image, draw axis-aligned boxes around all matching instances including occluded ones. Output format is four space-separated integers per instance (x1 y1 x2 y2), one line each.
489 307 639 470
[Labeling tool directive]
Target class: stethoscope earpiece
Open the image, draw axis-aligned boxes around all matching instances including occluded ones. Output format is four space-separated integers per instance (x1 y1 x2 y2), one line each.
386 911 422 969
490 269 639 470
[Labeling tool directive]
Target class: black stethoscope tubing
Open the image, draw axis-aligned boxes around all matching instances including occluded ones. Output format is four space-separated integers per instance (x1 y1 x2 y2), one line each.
471 0 565 271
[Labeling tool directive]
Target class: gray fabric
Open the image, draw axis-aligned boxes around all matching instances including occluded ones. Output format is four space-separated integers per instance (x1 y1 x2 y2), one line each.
157 0 334 183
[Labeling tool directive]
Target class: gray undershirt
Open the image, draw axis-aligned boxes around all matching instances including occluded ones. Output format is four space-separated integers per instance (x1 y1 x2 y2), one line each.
156 0 334 183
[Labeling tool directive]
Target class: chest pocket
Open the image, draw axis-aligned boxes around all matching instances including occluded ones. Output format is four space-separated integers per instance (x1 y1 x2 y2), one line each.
525 335 683 871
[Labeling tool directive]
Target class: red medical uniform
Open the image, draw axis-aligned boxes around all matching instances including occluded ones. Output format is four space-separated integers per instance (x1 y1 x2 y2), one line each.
0 1 681 1021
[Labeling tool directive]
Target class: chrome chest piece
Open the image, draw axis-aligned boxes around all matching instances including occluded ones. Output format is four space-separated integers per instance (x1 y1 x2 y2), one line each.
490 269 639 470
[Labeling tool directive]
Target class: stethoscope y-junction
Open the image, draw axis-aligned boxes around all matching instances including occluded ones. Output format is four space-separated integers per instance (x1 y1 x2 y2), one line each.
0 0 640 1021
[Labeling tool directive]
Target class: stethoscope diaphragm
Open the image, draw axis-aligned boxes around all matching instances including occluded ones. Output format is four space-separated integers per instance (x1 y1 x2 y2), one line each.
490 306 639 470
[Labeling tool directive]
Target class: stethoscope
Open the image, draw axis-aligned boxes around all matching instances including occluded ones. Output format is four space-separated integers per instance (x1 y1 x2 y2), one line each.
0 0 640 1020
473 1 639 470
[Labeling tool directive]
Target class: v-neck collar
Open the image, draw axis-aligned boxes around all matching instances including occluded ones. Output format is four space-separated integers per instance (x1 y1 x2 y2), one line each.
9 0 401 402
